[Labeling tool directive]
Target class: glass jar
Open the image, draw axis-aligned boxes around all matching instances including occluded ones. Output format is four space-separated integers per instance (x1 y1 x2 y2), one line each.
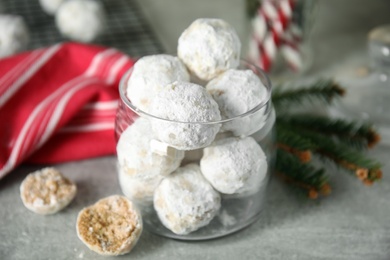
115 61 276 240
329 25 390 145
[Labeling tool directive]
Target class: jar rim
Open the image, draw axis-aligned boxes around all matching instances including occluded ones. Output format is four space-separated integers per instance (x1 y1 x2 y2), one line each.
118 59 272 125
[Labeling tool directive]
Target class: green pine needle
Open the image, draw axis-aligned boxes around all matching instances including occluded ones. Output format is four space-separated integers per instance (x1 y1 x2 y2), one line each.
272 79 382 197
278 121 382 174
276 149 328 192
276 124 316 163
276 124 316 151
277 114 380 150
272 79 345 110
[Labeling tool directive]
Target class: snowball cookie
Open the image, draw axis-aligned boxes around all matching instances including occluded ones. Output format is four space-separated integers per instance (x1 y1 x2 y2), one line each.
118 165 162 207
206 69 268 136
178 18 241 81
76 195 142 256
0 15 29 58
150 81 221 150
117 118 184 179
200 137 268 195
126 55 190 112
39 0 66 15
154 164 221 235
55 0 105 42
20 167 77 215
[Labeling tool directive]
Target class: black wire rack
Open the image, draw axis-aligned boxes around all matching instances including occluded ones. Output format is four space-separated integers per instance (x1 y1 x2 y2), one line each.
2 0 165 57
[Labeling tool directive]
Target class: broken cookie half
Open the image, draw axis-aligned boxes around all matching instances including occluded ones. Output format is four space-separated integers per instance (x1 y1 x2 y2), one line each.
76 195 143 256
20 167 77 215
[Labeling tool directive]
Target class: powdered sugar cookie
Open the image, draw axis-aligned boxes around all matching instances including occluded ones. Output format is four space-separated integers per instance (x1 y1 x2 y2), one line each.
178 18 241 81
200 136 267 195
76 195 142 256
0 15 29 58
150 81 221 150
20 167 77 215
206 69 269 136
39 0 66 15
126 54 190 112
154 164 221 235
55 0 105 42
116 118 184 180
118 164 162 207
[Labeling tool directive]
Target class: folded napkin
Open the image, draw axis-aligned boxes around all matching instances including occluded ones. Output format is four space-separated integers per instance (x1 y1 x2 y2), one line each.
0 42 134 179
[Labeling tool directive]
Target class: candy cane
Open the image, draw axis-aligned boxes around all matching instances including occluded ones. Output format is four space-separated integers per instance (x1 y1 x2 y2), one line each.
248 0 303 72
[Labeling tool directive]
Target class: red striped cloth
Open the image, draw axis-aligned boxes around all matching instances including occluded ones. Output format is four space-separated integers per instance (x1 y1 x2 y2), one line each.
0 42 134 179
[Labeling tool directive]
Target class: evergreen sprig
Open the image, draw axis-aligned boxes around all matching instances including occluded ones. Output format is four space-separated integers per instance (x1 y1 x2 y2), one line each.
276 125 316 162
277 115 380 149
276 149 330 199
272 79 345 111
273 80 382 198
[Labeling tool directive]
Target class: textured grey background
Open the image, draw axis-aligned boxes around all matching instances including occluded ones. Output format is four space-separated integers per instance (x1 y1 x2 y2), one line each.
1 0 390 259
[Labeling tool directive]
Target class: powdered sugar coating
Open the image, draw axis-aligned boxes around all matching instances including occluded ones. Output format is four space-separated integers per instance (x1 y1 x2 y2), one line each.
118 165 163 207
0 15 29 58
150 81 221 150
206 69 268 136
153 164 221 235
178 18 241 81
20 167 77 215
126 55 190 112
200 137 268 195
55 0 105 42
39 0 66 15
116 118 184 183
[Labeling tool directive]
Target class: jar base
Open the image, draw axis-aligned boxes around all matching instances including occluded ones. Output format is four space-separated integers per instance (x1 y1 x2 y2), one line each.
142 183 268 241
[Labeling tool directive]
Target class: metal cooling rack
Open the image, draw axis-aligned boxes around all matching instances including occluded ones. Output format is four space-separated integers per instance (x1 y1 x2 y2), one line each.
2 0 165 57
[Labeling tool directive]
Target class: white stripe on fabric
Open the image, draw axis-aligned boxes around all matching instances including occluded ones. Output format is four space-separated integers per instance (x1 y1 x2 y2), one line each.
0 44 62 108
106 55 130 84
84 49 117 77
36 78 100 149
59 122 115 133
82 100 119 110
21 49 118 155
20 76 88 156
0 49 42 94
36 50 125 149
0 48 116 178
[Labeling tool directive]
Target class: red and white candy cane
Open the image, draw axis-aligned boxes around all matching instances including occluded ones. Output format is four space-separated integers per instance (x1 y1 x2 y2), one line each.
248 0 303 72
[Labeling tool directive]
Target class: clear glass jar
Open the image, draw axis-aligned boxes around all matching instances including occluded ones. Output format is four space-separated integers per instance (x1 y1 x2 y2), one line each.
330 25 390 145
115 61 276 240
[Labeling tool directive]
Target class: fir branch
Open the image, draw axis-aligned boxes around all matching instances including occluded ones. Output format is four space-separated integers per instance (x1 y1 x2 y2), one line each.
276 125 316 162
277 114 381 149
272 79 345 109
273 78 383 197
276 149 330 199
277 121 382 183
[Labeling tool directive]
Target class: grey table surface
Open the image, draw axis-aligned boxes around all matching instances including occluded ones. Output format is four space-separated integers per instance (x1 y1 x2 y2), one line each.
1 0 390 259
